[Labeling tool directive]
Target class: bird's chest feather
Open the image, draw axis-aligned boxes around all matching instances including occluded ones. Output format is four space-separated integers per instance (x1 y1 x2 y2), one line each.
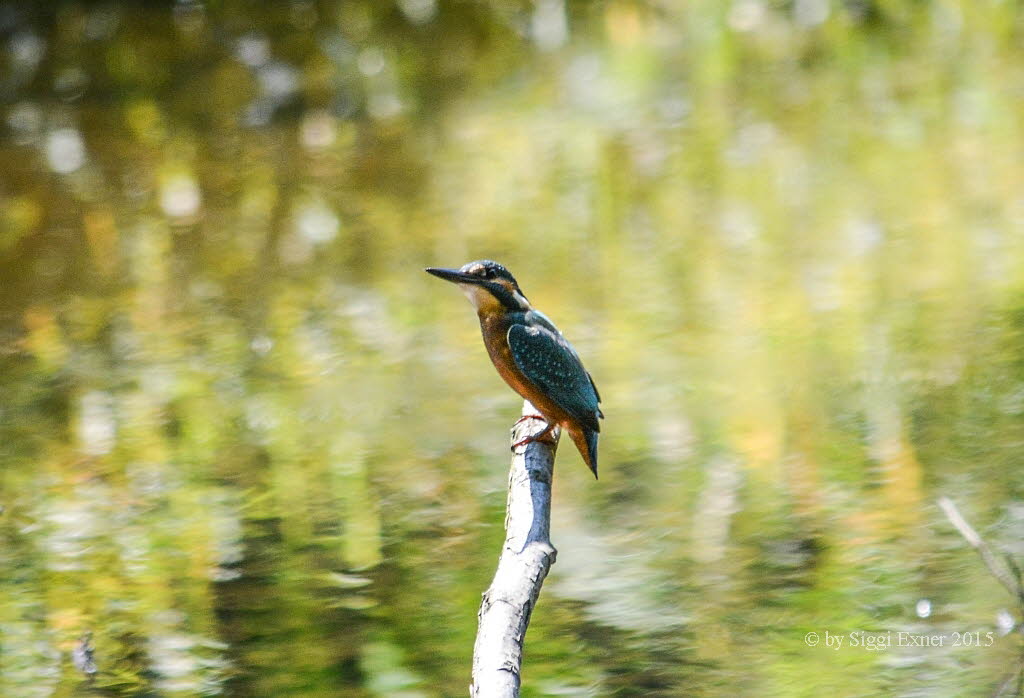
476 313 573 427
478 315 533 397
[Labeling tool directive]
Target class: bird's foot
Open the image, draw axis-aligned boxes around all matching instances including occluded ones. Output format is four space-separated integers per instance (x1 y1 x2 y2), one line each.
512 414 546 427
512 421 556 450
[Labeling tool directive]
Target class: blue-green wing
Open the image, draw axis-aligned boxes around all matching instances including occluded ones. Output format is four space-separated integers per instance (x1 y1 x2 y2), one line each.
507 323 601 432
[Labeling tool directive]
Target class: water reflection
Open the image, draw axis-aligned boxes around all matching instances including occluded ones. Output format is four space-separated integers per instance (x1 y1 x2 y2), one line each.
2 1 1023 696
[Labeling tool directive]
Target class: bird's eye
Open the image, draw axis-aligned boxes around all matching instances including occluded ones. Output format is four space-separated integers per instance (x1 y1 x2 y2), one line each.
482 268 495 279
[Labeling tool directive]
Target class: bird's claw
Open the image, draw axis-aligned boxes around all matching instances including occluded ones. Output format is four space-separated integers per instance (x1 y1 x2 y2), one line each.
511 421 556 451
512 414 546 427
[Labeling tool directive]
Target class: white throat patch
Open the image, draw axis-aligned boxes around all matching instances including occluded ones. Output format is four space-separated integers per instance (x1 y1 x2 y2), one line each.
458 283 530 312
459 283 501 312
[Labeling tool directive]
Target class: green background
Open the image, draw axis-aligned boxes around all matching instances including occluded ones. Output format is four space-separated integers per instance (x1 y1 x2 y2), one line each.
2 1 1023 695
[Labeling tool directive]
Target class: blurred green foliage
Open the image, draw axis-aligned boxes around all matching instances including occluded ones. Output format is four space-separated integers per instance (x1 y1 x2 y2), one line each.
1 0 1023 695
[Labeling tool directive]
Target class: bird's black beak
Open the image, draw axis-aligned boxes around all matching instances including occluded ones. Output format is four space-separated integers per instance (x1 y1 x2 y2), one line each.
425 267 484 285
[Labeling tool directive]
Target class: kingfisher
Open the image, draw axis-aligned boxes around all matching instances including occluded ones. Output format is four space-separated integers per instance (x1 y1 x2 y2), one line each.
426 260 603 478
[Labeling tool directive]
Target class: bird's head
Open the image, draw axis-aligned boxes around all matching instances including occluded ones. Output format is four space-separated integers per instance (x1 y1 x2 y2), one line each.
425 260 530 314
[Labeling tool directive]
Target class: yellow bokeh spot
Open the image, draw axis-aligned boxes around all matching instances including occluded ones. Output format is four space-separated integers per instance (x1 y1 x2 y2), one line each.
125 99 166 144
23 305 69 370
0 196 43 250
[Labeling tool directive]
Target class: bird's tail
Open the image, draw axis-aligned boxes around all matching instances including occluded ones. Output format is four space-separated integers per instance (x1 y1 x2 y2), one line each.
569 427 600 479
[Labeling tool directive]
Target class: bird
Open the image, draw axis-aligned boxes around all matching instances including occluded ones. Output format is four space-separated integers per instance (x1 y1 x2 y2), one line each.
426 260 603 478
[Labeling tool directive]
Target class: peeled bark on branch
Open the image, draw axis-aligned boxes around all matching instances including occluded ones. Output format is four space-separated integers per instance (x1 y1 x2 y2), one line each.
471 401 560 698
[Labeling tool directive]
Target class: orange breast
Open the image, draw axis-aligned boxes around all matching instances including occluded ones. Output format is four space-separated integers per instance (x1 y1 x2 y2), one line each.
479 314 573 428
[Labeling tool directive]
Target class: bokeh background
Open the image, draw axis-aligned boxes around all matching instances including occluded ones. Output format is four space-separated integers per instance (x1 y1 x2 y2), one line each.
3 1 1024 696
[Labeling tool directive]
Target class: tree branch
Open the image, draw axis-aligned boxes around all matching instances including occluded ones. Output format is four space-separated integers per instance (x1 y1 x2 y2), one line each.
938 497 1024 607
471 401 560 698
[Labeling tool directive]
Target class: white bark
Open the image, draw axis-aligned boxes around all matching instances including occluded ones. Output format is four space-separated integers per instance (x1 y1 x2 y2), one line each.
471 401 560 698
